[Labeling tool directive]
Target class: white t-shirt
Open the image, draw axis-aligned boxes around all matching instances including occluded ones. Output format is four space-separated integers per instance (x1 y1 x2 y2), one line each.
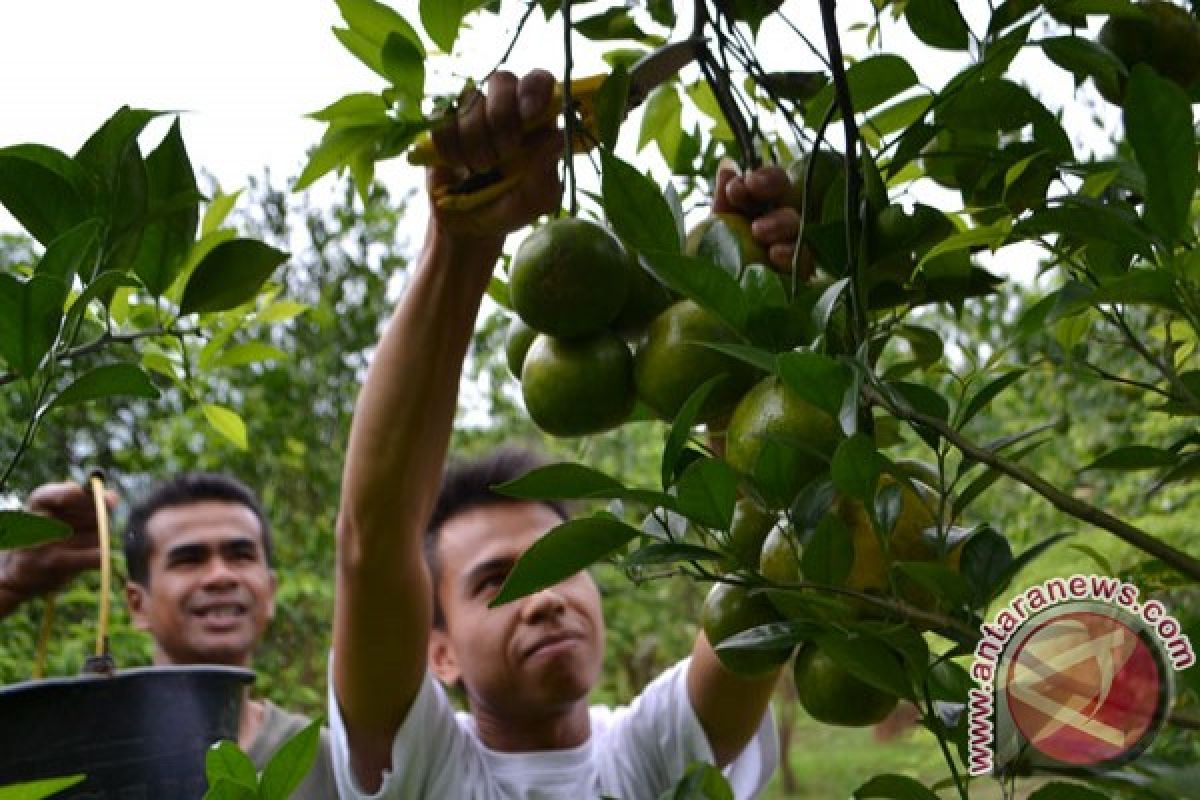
328 658 778 799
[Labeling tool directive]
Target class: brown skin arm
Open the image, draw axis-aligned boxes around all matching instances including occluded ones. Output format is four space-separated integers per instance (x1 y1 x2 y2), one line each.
687 163 798 766
0 482 111 619
333 69 561 792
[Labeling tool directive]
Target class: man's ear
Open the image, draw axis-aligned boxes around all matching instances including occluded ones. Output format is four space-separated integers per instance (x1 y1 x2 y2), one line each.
125 582 151 631
428 629 462 687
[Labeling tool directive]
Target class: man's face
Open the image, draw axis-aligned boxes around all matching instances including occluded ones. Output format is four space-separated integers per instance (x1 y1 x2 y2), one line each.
126 500 275 668
429 502 605 720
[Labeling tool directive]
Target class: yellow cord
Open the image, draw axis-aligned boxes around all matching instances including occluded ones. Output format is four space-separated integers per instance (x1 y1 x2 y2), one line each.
89 471 111 659
32 593 56 679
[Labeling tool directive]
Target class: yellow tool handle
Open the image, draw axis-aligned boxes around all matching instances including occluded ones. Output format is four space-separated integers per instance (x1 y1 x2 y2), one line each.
89 470 111 660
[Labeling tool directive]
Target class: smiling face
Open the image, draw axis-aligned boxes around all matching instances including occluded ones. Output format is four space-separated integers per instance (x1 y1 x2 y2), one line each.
126 500 276 668
428 501 605 725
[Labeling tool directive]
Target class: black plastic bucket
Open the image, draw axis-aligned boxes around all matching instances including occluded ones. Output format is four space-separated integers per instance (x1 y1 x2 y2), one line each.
0 665 254 798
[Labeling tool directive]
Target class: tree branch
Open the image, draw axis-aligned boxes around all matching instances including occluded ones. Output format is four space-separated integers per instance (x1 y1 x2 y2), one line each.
865 383 1200 583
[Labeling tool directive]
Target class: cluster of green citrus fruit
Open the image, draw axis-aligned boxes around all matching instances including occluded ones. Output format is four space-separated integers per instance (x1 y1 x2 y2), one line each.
1096 0 1200 104
700 472 967 727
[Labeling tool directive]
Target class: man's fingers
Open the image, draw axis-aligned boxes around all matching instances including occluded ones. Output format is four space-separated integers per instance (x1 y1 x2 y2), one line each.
456 88 501 173
517 69 556 125
743 166 790 202
752 207 800 247
54 547 103 574
486 72 521 161
712 161 740 215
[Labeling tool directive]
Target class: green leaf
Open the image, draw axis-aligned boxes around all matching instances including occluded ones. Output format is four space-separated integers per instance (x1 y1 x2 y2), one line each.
491 516 640 606
48 363 160 411
638 84 684 164
905 0 971 50
202 404 248 450
815 633 915 701
202 779 258 800
0 273 67 378
638 251 747 332
204 740 257 789
420 0 481 53
804 54 920 128
381 32 425 109
256 300 310 324
179 239 288 315
1081 445 1179 472
960 527 1014 604
0 511 72 550
674 457 738 530
625 542 725 566
831 434 883 506
336 0 424 56
0 144 92 245
601 151 679 255
1041 35 1125 91
662 375 724 489
74 106 161 186
209 343 288 369
854 773 940 799
959 369 1025 427
131 118 200 296
594 64 631 151
715 620 819 654
0 775 86 800
802 514 854 587
35 218 103 286
776 351 852 419
893 561 973 607
1124 65 1197 244
1028 783 1109 800
495 462 625 500
575 8 656 42
260 717 323 800
661 762 733 800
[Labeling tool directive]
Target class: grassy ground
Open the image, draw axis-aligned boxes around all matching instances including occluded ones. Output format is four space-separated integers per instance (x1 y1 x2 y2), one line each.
760 713 1051 799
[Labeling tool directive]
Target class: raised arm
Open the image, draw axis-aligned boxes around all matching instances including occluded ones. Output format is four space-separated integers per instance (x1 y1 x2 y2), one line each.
333 69 561 790
0 482 107 619
687 163 800 766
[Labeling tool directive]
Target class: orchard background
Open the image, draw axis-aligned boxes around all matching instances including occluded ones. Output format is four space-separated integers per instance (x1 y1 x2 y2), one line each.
2 1 1199 798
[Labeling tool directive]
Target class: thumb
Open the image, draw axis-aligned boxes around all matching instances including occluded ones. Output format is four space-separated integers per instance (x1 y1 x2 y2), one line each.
712 158 740 215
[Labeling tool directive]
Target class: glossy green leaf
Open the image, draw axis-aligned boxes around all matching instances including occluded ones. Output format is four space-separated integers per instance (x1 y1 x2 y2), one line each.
776 351 852 419
831 435 883 506
260 717 323 800
674 457 738 530
204 741 257 789
601 151 680 255
804 54 919 128
0 144 92 245
202 404 248 450
420 0 481 53
131 118 200 296
1081 445 1179 472
210 343 288 369
0 511 72 551
905 0 970 50
802 514 853 587
0 273 67 378
575 8 655 42
1125 65 1197 244
662 375 723 489
594 64 631 151
35 218 103 286
1041 35 1125 91
638 251 747 332
893 561 973 607
202 189 242 236
495 462 625 500
638 84 683 163
48 363 160 410
202 779 258 800
491 516 640 606
256 300 310 324
960 527 1013 604
295 124 387 192
381 32 425 108
179 239 288 315
959 369 1025 427
0 775 86 800
74 106 161 186
815 633 915 701
660 762 733 800
625 542 724 566
336 0 424 55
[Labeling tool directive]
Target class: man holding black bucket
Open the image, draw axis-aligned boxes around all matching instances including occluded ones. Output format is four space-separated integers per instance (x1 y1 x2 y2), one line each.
1 473 335 798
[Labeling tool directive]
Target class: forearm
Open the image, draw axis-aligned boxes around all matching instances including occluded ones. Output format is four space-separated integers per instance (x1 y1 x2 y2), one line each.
338 220 503 559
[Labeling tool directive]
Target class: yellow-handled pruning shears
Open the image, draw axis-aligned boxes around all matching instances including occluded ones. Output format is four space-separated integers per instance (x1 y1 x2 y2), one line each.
409 38 704 211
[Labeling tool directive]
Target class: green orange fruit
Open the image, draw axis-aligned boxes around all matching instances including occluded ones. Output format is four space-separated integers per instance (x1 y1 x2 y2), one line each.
725 377 841 509
759 525 805 617
505 316 537 378
633 300 759 423
701 581 790 676
685 212 768 272
726 498 778 570
793 643 899 727
611 251 675 338
510 218 630 338
520 332 635 436
1097 1 1200 104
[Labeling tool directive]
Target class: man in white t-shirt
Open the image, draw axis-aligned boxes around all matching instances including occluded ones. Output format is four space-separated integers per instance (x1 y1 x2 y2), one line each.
331 69 805 799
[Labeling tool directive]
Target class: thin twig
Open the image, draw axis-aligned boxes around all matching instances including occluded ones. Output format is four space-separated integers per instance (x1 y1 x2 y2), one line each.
562 0 578 216
866 382 1200 582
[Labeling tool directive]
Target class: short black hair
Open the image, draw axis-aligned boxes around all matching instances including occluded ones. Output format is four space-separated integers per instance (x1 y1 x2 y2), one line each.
425 448 569 628
124 472 273 585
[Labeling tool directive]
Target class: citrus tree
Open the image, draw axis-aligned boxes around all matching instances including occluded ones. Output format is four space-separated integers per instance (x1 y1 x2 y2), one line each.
300 0 1200 796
